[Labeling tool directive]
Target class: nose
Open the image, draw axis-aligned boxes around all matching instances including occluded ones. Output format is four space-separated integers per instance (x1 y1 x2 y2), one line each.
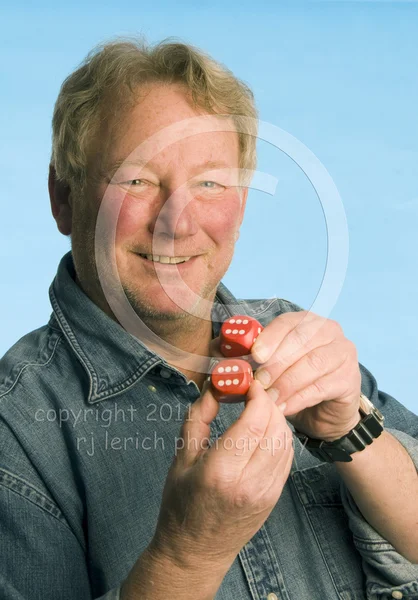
148 184 198 240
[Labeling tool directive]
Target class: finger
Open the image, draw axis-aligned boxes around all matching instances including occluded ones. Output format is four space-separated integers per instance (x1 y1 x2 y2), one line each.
256 340 350 400
254 317 342 383
281 360 361 417
251 310 314 363
211 380 274 468
265 431 295 498
176 379 220 467
246 400 293 480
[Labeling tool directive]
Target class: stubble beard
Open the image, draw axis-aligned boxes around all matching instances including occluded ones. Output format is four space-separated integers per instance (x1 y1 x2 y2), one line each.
121 277 216 325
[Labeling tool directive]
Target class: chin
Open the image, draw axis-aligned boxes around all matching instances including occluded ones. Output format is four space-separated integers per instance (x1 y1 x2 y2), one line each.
122 282 204 322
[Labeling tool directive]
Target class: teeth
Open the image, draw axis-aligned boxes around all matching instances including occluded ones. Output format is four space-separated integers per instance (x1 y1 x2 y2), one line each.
140 254 192 264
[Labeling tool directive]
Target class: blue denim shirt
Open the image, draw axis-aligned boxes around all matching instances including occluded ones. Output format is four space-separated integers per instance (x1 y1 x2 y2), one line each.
1 251 418 600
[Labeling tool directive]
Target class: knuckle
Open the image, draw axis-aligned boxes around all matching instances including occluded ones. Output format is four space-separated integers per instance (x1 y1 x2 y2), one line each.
204 463 235 490
346 339 358 359
234 485 254 509
329 319 343 335
246 421 265 439
292 326 310 349
306 349 328 374
312 379 326 396
306 379 326 402
279 370 297 396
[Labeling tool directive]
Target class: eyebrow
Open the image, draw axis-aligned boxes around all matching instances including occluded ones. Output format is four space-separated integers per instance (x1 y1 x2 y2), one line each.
106 158 233 176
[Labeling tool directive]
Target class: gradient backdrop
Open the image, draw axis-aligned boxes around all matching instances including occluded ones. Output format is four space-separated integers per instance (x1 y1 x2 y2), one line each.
1 0 417 413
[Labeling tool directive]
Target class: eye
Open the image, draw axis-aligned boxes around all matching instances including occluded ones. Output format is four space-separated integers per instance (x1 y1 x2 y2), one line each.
127 179 146 186
199 181 222 189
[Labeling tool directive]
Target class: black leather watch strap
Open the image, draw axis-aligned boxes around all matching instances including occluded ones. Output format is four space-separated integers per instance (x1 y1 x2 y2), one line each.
293 396 385 463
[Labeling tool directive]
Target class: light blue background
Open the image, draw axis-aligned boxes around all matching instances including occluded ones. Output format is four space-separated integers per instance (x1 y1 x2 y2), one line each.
1 1 417 413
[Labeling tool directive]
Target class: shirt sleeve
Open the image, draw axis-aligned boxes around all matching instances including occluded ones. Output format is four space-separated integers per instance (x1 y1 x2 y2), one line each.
340 365 418 599
0 473 121 600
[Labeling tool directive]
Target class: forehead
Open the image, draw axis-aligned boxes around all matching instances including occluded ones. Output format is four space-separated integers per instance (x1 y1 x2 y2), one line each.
101 82 240 170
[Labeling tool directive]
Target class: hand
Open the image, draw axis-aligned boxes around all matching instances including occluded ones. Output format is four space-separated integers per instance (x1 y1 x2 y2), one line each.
251 311 362 442
149 380 294 571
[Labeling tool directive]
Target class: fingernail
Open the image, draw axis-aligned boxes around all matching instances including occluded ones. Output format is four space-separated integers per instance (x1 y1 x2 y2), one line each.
252 344 269 362
255 369 271 387
279 401 287 412
201 377 211 395
266 387 279 402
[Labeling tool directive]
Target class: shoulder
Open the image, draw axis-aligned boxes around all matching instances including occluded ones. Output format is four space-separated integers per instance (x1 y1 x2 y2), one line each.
0 314 85 413
0 317 86 521
0 319 62 399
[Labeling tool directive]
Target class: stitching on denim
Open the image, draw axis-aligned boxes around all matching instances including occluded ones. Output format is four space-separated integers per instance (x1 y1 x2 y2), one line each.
352 534 395 552
241 297 278 316
291 473 345 600
49 285 97 400
0 332 63 401
88 357 163 402
258 527 292 598
0 469 75 533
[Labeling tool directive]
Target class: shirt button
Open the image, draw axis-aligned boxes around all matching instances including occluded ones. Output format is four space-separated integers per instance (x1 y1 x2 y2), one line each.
147 385 157 392
392 592 403 599
267 594 278 600
160 369 172 379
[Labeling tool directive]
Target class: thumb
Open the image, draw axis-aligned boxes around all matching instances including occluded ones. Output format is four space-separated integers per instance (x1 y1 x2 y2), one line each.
176 378 220 467
208 335 224 358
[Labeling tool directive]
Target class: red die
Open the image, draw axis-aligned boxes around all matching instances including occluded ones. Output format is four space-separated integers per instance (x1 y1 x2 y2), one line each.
220 315 263 357
210 358 254 399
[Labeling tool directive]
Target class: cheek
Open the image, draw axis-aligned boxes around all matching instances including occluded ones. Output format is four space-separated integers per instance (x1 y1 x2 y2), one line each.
108 188 243 246
114 195 148 244
203 192 243 243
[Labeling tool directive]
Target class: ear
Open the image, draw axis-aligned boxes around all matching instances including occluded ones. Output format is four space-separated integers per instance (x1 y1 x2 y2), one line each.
48 164 73 236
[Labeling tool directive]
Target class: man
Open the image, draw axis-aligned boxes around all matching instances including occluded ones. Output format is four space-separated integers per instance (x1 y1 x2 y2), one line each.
0 38 417 600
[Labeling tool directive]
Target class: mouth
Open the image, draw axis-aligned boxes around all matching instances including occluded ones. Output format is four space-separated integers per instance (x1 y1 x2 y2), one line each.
137 253 197 267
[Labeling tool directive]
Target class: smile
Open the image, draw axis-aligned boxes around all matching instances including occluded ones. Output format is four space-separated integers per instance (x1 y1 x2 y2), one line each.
138 254 194 265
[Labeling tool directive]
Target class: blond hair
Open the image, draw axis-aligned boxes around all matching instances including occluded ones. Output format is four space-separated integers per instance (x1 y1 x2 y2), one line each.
50 36 258 193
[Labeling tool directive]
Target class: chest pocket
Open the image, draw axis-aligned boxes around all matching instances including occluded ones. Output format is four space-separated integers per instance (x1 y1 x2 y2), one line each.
291 458 367 600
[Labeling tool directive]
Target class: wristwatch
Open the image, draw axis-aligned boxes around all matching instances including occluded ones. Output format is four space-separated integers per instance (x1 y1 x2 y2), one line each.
293 394 385 463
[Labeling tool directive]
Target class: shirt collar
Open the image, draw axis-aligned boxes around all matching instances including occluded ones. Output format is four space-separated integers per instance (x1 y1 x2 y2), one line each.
48 251 248 404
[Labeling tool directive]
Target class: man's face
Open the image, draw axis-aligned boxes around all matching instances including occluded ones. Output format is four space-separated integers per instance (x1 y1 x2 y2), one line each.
71 82 247 324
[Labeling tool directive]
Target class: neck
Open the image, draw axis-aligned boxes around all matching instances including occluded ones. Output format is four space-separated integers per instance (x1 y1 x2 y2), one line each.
74 272 215 391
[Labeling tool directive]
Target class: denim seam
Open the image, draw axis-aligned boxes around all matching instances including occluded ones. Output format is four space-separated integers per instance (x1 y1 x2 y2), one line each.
238 544 258 595
259 528 292 599
246 297 278 316
367 581 418 597
0 332 63 401
49 285 97 400
89 357 163 402
351 535 395 552
352 533 394 545
0 469 76 535
291 474 345 600
50 287 165 403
